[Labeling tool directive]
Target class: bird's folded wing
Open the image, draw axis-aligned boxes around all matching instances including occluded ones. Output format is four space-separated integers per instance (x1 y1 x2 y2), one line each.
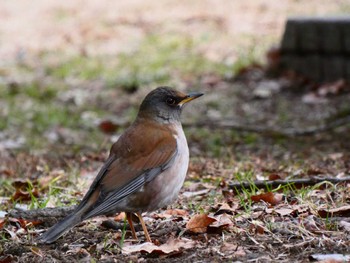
78 123 178 219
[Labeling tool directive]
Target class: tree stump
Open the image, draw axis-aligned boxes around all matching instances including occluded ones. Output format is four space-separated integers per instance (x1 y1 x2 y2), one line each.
280 17 350 82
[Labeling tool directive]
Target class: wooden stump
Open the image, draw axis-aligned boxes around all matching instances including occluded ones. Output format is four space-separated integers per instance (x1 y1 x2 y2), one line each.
280 17 350 82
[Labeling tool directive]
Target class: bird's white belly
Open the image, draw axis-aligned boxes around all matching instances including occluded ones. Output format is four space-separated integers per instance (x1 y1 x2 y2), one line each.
148 128 189 210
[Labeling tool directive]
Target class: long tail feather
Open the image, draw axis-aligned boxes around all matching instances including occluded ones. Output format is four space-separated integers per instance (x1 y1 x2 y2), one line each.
39 213 81 244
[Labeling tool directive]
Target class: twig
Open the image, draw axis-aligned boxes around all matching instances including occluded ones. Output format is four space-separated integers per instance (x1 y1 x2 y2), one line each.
105 113 350 137
6 177 350 222
229 176 350 192
7 206 75 226
183 114 350 136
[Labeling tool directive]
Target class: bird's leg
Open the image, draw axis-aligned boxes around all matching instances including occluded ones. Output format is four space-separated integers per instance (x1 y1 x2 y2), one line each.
136 212 152 243
126 212 138 240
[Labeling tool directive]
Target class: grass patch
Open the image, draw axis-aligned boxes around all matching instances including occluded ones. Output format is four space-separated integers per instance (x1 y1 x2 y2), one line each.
43 33 260 88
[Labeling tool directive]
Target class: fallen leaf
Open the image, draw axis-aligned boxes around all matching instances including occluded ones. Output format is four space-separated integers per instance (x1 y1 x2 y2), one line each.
268 173 282 180
209 213 233 230
12 179 33 190
249 221 265 235
318 205 350 218
299 215 321 232
0 219 6 229
164 209 189 217
12 188 40 202
114 212 126 221
122 237 195 255
317 79 348 97
220 242 238 253
251 192 283 206
98 120 119 134
38 169 64 188
8 217 42 229
214 202 238 215
4 228 19 241
222 189 235 204
0 255 14 263
0 168 14 177
339 221 350 232
186 214 217 233
233 246 247 257
182 189 210 198
274 208 294 216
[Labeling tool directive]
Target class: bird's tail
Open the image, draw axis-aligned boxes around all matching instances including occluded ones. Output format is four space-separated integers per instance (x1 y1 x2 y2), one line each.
39 213 82 244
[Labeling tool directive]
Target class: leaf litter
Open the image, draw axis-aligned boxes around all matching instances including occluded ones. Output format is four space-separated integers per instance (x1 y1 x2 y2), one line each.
1 2 350 262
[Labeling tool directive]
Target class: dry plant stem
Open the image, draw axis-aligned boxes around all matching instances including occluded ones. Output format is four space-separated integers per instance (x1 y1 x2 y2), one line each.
137 212 152 243
109 114 350 137
9 176 350 220
185 117 350 136
8 206 74 224
126 212 138 240
229 176 350 192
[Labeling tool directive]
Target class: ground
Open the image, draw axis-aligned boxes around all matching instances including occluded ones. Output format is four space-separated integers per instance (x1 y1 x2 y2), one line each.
1 1 350 262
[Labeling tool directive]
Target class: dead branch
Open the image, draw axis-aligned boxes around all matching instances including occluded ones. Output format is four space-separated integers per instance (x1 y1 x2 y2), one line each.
7 206 75 226
6 177 350 223
105 113 350 137
183 114 350 136
229 176 350 193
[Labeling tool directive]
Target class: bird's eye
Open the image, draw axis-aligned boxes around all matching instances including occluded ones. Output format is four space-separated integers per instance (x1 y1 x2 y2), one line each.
166 97 176 106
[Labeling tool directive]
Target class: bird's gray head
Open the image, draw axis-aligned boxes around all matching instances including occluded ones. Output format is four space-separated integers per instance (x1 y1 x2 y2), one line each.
137 87 203 123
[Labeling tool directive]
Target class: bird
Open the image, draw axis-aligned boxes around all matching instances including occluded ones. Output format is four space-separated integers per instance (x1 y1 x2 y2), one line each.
39 86 203 244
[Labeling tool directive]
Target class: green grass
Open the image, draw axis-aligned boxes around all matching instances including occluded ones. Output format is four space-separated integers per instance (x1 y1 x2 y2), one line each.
0 32 262 150
44 33 259 87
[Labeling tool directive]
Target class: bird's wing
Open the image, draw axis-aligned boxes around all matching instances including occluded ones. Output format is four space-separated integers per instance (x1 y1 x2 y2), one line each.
77 120 178 219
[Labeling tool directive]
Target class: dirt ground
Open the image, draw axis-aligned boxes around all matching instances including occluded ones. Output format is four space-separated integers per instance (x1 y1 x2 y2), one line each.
1 1 350 263
1 0 349 62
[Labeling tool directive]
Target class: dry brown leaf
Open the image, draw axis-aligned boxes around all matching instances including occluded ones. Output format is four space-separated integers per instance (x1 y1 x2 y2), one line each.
122 237 195 255
0 255 14 263
274 208 294 216
233 246 247 257
186 214 217 233
0 168 14 177
38 169 64 188
4 228 19 241
220 242 238 253
251 192 283 206
317 79 348 97
8 217 42 229
249 221 265 235
98 120 119 134
12 188 40 202
114 212 126 221
339 221 350 232
164 209 189 217
210 213 233 229
0 219 6 230
300 215 321 232
222 189 235 204
318 205 350 218
12 179 33 190
268 173 282 180
214 202 238 215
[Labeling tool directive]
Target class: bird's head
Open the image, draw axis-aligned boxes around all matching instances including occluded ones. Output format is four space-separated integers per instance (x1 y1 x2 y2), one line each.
138 87 203 123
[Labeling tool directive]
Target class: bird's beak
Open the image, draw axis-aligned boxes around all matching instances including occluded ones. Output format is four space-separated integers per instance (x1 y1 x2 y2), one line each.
178 92 204 106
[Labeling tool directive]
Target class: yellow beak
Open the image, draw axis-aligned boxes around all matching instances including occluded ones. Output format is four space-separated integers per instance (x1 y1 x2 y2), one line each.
179 92 204 106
